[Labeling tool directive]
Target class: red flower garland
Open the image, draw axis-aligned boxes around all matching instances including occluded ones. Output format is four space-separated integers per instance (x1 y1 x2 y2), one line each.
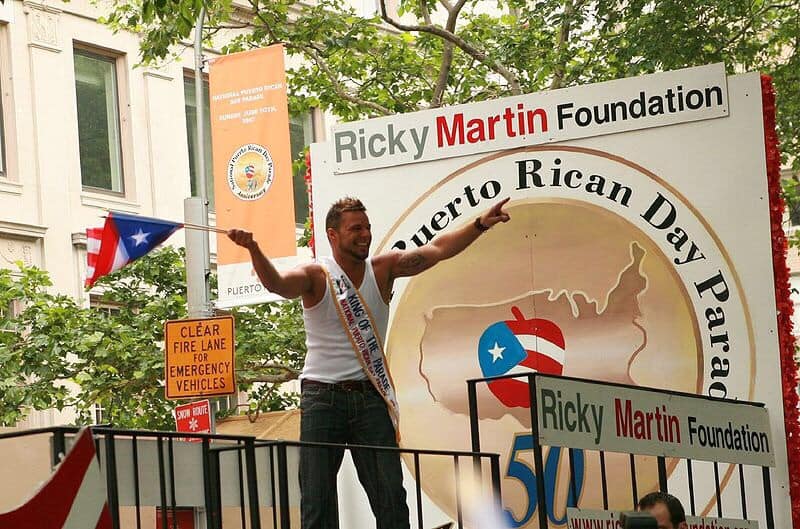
304 150 315 257
762 74 800 526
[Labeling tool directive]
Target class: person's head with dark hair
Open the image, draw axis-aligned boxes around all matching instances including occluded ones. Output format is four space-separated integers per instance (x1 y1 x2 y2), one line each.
325 197 371 262
325 197 367 231
638 492 688 529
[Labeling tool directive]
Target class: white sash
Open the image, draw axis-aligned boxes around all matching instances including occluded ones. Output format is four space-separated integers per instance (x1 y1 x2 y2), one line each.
321 256 400 437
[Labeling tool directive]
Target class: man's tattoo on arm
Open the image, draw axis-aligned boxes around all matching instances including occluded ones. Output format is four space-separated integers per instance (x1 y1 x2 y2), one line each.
396 251 427 275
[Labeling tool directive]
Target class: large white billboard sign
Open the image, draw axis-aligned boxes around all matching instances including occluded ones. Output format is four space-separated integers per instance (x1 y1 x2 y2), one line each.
310 65 787 527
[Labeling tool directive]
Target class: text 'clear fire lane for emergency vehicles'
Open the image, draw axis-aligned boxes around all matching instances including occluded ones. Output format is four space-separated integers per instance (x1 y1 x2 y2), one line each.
165 316 236 399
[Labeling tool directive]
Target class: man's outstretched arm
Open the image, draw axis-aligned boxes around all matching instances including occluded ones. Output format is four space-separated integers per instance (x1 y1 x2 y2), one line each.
379 197 512 279
227 229 313 299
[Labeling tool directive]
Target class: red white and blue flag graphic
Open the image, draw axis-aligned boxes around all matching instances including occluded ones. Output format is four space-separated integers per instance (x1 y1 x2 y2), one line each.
0 428 112 529
478 306 565 408
86 211 183 288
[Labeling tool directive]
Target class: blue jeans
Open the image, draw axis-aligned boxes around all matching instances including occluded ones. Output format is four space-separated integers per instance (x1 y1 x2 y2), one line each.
299 381 410 529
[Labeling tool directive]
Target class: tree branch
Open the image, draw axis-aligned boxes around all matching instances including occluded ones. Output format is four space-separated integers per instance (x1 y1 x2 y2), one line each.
431 0 466 106
378 0 521 94
218 22 255 30
237 359 301 384
420 0 432 25
431 42 454 107
239 373 299 384
262 360 300 370
225 1 395 116
437 0 453 12
718 4 792 51
249 0 282 44
303 47 393 115
368 75 419 111
451 57 477 95
549 0 576 90
463 85 503 104
452 0 468 14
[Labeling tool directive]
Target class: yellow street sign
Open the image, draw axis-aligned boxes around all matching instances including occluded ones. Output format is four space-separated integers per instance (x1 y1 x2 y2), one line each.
165 316 236 399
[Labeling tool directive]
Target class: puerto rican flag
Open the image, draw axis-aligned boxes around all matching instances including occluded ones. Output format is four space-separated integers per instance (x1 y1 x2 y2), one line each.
0 428 113 529
478 306 565 408
86 211 183 288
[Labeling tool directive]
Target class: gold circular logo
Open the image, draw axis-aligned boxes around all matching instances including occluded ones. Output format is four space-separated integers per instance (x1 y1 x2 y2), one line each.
227 143 274 201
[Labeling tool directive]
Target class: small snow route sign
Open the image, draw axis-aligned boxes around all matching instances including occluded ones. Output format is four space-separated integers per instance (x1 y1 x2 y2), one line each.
165 316 236 399
175 399 212 442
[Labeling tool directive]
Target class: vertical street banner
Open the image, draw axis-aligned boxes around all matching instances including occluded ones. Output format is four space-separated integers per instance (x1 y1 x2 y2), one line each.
209 45 296 308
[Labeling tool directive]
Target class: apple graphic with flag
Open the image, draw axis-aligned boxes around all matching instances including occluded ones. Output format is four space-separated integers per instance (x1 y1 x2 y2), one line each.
478 306 565 408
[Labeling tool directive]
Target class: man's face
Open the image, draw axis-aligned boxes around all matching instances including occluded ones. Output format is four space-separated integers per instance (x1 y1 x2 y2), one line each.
329 210 372 261
644 502 686 529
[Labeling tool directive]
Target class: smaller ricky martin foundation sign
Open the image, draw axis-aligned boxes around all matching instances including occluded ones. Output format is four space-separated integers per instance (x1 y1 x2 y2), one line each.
565 509 758 529
536 374 773 467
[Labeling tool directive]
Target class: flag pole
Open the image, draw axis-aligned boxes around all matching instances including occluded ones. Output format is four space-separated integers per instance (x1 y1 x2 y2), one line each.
185 4 214 319
183 222 228 234
100 215 227 235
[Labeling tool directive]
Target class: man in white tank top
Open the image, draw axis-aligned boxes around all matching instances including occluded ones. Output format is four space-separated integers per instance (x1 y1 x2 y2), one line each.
228 196 510 529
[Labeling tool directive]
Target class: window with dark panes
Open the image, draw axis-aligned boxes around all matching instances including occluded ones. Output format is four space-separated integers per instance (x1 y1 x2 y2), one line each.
93 403 107 425
785 179 800 227
74 49 124 192
184 74 214 210
289 113 314 226
0 81 6 178
790 204 800 227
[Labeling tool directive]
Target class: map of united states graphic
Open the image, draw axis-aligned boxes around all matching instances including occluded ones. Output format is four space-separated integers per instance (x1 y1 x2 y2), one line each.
418 242 647 425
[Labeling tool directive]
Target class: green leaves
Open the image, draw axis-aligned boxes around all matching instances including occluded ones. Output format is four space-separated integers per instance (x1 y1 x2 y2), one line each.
98 0 800 167
0 247 306 429
98 0 799 167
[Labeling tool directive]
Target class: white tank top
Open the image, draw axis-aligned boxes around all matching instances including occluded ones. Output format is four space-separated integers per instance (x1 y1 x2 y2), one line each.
301 257 389 383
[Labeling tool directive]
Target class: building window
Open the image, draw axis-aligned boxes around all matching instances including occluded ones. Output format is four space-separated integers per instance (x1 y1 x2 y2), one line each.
213 395 234 414
87 299 120 425
92 403 107 425
788 193 800 228
1 299 22 323
790 204 800 228
74 48 124 193
289 113 314 226
92 303 120 317
786 180 800 228
184 74 214 210
0 25 9 179
0 80 6 178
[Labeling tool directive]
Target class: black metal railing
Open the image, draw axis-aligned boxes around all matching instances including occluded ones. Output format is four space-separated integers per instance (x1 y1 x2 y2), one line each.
466 372 775 529
211 439 503 529
0 425 501 529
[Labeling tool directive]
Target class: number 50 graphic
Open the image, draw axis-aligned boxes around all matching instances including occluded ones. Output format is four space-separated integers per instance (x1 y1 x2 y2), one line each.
504 434 586 527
